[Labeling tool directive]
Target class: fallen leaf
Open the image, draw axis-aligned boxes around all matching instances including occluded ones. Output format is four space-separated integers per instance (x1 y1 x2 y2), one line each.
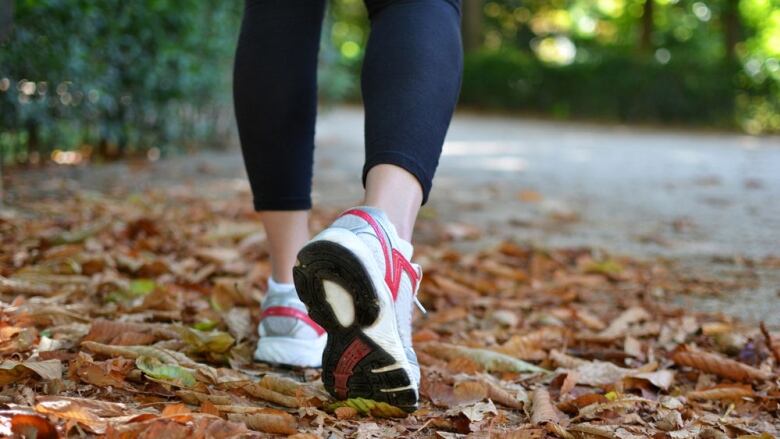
327 398 408 418
335 406 358 420
136 356 197 388
596 307 650 340
422 342 548 374
226 410 296 434
458 400 497 422
671 345 773 382
0 359 62 385
69 352 133 389
10 413 59 439
531 388 557 425
224 307 252 342
687 384 756 400
175 325 235 355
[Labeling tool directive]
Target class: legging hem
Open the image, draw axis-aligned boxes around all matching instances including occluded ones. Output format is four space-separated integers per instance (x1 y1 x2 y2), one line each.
253 197 312 212
362 151 433 205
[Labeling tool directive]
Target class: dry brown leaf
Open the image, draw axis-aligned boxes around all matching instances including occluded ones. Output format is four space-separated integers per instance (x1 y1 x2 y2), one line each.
687 384 756 400
453 381 488 405
175 390 235 406
10 413 59 439
559 371 579 396
225 409 296 435
195 247 240 265
423 379 489 408
334 406 358 420
259 373 302 396
260 374 328 406
34 396 128 434
83 320 161 346
426 306 469 325
596 307 650 340
574 395 654 421
573 308 607 331
567 423 616 438
458 400 497 422
759 322 780 364
671 344 772 382
199 401 220 417
220 380 299 408
69 352 133 389
421 342 547 373
0 275 55 296
531 388 557 425
428 275 480 299
494 331 548 361
550 350 674 390
446 356 483 374
412 328 441 343
483 379 525 409
545 422 575 439
224 307 252 342
0 359 62 385
160 403 193 423
557 393 610 415
480 259 528 282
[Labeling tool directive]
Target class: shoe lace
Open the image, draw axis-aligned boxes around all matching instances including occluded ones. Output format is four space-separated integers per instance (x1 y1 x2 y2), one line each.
412 263 427 314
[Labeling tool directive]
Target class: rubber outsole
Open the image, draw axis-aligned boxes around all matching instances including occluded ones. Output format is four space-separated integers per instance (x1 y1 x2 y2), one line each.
254 335 327 369
293 240 417 411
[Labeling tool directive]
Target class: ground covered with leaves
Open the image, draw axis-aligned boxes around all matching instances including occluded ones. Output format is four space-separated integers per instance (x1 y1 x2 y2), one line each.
0 183 779 438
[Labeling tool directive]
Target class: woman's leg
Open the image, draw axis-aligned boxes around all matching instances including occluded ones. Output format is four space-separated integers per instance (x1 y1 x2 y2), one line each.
361 0 463 239
233 0 326 283
290 0 463 408
234 0 328 368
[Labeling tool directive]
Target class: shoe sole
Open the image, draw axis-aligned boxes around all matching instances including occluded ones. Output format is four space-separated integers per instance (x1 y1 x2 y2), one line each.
254 335 327 369
293 235 417 411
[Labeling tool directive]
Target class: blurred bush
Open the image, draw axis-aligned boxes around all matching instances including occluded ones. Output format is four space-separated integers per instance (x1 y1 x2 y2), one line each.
461 49 738 125
0 0 241 164
320 0 779 134
1 0 778 165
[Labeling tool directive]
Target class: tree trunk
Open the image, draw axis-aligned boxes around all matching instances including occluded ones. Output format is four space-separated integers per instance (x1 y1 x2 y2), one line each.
0 0 12 43
723 0 740 61
640 0 654 52
461 0 483 52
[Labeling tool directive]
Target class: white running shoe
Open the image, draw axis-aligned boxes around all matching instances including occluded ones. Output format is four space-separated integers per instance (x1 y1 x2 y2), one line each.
254 278 327 368
293 206 424 411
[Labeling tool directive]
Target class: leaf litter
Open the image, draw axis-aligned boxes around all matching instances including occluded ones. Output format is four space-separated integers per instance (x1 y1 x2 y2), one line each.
0 182 778 437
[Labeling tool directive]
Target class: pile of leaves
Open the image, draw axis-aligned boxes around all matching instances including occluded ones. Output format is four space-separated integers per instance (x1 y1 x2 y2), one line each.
0 185 778 438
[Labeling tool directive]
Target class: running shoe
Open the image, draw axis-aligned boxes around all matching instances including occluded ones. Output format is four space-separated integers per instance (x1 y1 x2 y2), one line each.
254 278 327 368
293 206 424 411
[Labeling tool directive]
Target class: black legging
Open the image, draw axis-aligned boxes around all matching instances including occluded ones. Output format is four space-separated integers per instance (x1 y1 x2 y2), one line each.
233 0 463 211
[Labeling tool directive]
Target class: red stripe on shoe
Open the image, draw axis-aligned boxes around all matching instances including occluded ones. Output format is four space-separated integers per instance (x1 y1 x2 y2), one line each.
340 209 420 301
333 337 372 399
262 306 325 336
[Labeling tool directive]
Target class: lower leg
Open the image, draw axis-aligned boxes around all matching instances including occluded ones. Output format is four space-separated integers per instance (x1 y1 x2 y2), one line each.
261 211 310 284
363 164 422 241
233 2 324 284
360 0 463 234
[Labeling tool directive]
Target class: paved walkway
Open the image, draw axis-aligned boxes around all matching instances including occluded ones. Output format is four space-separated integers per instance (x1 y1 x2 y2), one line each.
6 106 780 323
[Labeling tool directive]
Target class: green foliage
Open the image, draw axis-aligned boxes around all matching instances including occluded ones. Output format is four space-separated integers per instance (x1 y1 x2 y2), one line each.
0 0 241 162
323 0 779 132
1 0 778 163
461 48 737 125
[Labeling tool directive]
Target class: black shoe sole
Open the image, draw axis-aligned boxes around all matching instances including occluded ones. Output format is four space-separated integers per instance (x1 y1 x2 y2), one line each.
293 239 418 411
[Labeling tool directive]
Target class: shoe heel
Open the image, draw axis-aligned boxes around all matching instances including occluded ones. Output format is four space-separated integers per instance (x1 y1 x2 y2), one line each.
293 240 380 331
